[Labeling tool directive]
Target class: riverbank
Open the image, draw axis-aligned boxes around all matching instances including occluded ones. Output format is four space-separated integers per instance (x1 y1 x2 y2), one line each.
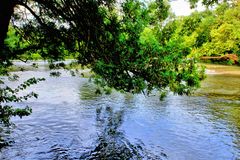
204 63 240 76
195 63 240 100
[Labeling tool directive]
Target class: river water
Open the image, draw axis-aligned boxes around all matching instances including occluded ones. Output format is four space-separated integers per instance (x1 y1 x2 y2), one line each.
0 63 240 160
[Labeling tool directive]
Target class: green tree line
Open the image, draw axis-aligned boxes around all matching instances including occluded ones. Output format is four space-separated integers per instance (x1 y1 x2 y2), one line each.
158 1 240 63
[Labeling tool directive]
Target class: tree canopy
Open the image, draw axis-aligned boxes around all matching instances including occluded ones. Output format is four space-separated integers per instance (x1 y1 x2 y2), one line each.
1 0 207 92
0 0 226 124
162 1 240 61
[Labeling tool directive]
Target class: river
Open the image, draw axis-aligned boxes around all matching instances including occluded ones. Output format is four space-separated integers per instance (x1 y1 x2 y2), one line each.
0 63 239 160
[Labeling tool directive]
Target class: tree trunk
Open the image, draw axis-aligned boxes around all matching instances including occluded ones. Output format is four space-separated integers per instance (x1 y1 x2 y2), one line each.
0 0 15 58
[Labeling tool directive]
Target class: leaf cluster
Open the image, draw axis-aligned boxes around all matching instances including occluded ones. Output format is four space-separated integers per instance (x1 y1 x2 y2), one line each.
163 2 240 60
0 77 45 125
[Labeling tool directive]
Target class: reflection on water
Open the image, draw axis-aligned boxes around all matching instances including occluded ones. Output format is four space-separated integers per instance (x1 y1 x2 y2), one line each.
80 106 162 159
0 64 240 160
79 83 164 159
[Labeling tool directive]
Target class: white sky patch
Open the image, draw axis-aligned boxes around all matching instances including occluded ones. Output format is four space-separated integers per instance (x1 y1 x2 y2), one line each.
170 0 206 16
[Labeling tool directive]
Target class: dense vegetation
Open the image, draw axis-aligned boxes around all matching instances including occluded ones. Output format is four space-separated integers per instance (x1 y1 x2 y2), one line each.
0 0 238 125
160 1 240 64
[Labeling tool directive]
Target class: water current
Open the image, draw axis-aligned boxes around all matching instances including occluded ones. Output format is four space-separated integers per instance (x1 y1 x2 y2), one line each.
0 63 239 160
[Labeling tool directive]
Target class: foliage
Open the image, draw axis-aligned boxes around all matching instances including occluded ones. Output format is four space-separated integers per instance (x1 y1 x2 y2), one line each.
4 0 207 96
161 2 240 60
0 0 216 125
3 0 206 96
89 0 205 95
0 77 45 125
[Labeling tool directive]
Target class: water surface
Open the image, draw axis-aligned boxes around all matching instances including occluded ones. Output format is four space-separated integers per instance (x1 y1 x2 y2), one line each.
0 64 240 160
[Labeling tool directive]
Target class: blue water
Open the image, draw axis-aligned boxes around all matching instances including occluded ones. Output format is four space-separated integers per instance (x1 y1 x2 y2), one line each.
0 68 239 160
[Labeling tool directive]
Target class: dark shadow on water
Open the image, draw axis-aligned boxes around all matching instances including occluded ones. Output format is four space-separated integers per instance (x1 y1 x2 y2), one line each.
0 137 8 149
0 124 14 150
80 106 165 160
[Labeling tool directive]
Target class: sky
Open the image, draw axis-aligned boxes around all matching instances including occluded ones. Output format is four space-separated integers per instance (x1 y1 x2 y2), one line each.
170 0 206 16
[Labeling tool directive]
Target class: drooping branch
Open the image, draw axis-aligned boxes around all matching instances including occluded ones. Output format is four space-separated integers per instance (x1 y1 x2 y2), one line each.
17 1 46 27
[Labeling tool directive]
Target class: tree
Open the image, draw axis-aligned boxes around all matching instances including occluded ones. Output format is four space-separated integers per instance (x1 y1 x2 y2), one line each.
0 0 219 61
162 1 240 60
193 2 240 58
0 0 212 124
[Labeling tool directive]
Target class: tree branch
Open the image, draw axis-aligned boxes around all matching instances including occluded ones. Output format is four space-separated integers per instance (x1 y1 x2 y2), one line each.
17 1 46 27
